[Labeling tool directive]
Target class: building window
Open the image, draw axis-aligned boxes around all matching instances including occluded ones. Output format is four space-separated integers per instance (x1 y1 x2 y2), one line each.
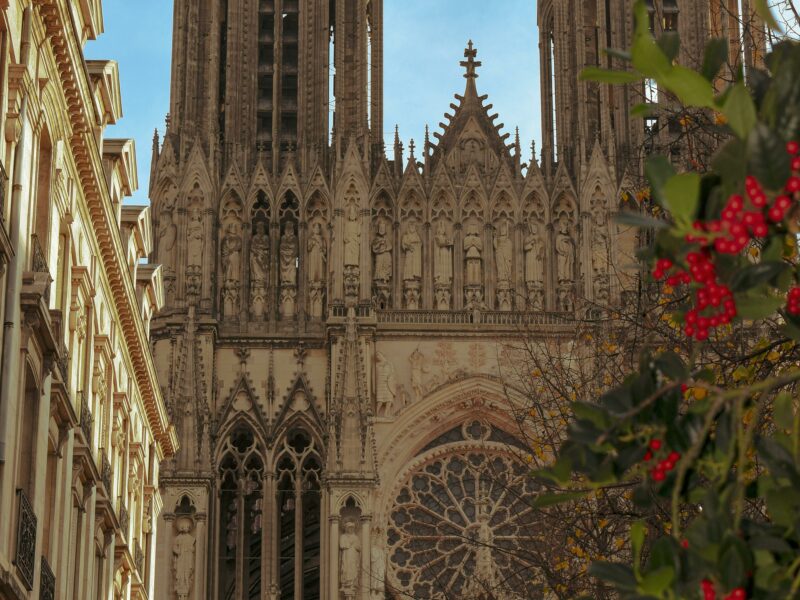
276 429 322 599
218 426 265 600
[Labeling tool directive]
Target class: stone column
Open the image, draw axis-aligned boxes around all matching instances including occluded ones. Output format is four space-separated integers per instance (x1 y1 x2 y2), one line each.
453 223 464 310
329 515 340 600
360 515 371 600
195 513 207 600
162 513 176 598
298 221 307 327
262 474 275 594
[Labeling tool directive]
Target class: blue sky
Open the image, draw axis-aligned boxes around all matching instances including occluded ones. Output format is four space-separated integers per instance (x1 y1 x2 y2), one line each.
87 1 541 205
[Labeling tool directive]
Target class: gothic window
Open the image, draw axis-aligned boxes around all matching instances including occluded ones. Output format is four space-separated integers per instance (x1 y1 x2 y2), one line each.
387 421 543 599
218 426 265 600
663 0 678 32
276 429 322 599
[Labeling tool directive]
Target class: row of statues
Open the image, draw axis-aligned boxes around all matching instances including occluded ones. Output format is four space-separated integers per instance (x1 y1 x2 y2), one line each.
159 198 608 314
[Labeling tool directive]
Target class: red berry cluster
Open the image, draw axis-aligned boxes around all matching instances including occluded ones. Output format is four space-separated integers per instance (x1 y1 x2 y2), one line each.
787 287 800 316
653 252 736 341
653 141 800 341
700 580 746 600
643 439 681 482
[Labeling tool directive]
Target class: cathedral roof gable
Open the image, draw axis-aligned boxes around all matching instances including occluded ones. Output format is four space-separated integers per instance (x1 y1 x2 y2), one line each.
430 43 514 173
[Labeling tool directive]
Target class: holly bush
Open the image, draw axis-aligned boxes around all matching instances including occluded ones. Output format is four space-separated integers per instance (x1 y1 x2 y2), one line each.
539 3 800 599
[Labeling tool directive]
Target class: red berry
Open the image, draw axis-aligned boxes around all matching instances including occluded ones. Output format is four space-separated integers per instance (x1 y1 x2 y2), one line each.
696 328 709 341
643 450 653 462
649 439 662 451
652 469 666 482
788 141 800 156
786 176 800 193
669 451 681 462
792 156 800 171
768 205 785 222
681 539 689 548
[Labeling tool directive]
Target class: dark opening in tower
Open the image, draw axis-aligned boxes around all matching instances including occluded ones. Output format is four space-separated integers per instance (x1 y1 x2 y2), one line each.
258 0 275 146
281 0 299 150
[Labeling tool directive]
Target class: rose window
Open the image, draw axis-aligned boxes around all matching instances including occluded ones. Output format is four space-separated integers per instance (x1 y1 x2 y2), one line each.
387 422 544 599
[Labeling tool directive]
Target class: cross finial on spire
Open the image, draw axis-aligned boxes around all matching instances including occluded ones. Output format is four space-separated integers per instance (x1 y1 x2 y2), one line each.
408 138 416 159
461 40 481 80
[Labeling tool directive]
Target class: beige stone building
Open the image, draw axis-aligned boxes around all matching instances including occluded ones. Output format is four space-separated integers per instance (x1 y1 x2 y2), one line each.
148 1 765 599
0 2 176 600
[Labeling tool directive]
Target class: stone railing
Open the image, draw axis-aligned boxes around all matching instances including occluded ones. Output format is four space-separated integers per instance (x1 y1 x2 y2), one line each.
377 310 575 327
39 556 55 600
99 449 113 496
330 304 373 318
78 392 93 446
14 489 36 590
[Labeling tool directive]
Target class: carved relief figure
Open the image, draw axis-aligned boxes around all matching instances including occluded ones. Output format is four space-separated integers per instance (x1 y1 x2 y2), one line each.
375 351 396 416
555 214 576 283
250 221 270 286
493 219 513 284
173 518 195 600
344 203 361 267
372 220 393 282
402 221 423 282
339 521 361 593
221 223 242 285
591 202 610 275
434 221 453 285
464 225 484 286
409 348 428 402
307 222 327 283
280 222 298 286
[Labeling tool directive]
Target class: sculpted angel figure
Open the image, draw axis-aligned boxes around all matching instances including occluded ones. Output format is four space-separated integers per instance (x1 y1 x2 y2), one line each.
339 521 361 591
187 206 205 268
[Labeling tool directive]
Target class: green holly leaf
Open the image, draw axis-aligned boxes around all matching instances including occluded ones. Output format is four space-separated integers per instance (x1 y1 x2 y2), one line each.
722 82 757 139
748 122 792 191
581 67 643 84
702 38 729 81
661 172 701 226
733 291 784 320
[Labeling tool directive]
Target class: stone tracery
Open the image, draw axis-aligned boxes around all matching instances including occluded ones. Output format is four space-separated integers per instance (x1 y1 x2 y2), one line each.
386 422 542 600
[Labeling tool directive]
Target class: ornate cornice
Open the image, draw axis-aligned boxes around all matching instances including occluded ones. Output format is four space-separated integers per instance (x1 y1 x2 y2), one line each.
35 0 176 457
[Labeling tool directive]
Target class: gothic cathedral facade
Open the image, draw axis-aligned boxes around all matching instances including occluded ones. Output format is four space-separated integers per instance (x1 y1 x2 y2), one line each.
149 1 764 599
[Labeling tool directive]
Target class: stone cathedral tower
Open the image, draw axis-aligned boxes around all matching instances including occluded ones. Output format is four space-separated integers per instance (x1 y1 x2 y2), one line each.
148 1 761 599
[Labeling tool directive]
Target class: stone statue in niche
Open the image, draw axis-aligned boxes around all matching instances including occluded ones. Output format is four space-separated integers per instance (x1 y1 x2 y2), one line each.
339 520 361 596
173 517 195 600
344 203 361 268
307 222 327 284
250 222 270 286
464 225 483 286
225 503 237 550
221 223 242 285
493 219 513 285
524 221 545 310
555 214 576 284
307 222 327 319
158 197 177 274
186 205 204 269
434 220 453 286
401 221 423 282
591 201 611 303
375 351 396 417
372 220 393 283
279 222 298 286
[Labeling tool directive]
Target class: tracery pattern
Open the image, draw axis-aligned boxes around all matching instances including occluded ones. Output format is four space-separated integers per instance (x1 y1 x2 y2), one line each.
387 430 543 600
